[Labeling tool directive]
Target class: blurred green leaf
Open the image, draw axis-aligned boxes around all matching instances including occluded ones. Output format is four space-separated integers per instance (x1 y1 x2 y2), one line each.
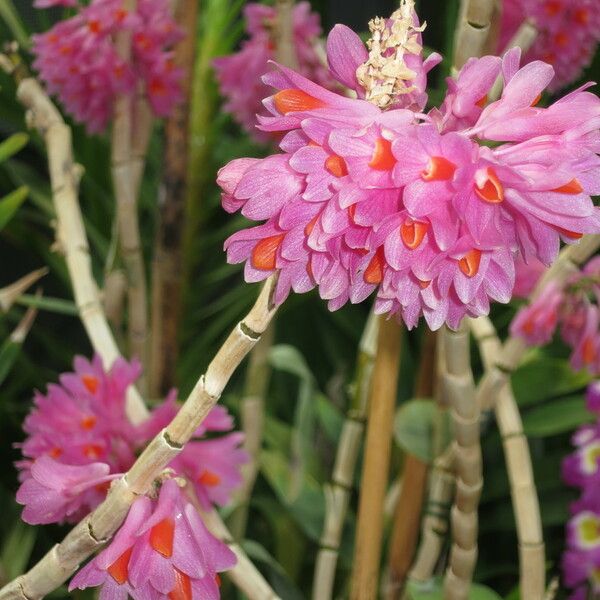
523 395 593 437
394 398 443 463
0 0 29 48
315 393 344 442
0 338 21 387
0 520 36 579
0 186 28 230
17 294 78 316
512 357 591 407
0 133 28 164
406 578 502 599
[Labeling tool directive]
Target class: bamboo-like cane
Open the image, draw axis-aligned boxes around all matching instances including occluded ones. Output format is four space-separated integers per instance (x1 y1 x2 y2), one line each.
453 0 496 68
385 329 437 599
274 0 298 70
13 76 148 424
312 311 379 600
470 316 545 600
229 323 275 540
477 236 600 411
149 0 198 397
442 322 482 600
350 317 403 600
111 0 150 384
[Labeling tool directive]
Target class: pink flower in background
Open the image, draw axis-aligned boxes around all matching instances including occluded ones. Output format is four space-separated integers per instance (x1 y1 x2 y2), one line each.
16 355 247 526
70 480 236 599
512 255 547 298
32 0 184 133
498 0 600 91
34 0 77 6
214 2 336 143
218 3 600 330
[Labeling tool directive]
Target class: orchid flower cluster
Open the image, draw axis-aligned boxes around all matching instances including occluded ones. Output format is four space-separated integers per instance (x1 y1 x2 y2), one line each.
217 1 600 331
511 257 600 376
32 0 183 133
15 355 247 598
562 381 600 599
214 1 335 143
499 0 600 91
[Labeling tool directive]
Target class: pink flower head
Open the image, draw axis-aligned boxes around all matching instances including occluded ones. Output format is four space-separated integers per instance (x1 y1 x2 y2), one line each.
498 0 600 91
510 281 562 344
16 457 120 525
32 0 183 133
70 479 236 599
513 255 547 298
214 2 336 143
219 11 600 330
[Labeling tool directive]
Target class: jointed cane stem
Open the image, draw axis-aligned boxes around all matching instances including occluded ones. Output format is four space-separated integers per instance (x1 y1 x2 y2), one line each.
453 0 496 69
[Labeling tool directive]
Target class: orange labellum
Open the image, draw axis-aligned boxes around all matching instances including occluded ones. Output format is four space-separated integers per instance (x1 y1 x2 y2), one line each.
583 338 597 365
325 154 348 178
107 548 133 585
150 518 175 557
554 32 569 47
544 0 562 16
198 470 221 487
305 215 318 236
82 374 99 394
418 279 431 289
400 220 428 249
421 156 456 182
88 20 101 33
168 569 193 600
475 94 488 109
149 78 166 96
368 138 396 171
348 204 357 222
552 178 583 194
458 249 482 278
251 235 284 270
273 89 326 115
49 447 62 458
83 444 103 460
574 8 589 24
475 167 504 203
80 415 97 430
364 249 384 284
556 226 583 240
531 93 542 107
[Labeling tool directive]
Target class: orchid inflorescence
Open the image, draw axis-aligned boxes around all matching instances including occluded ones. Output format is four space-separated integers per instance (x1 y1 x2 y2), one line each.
217 1 600 330
15 355 247 598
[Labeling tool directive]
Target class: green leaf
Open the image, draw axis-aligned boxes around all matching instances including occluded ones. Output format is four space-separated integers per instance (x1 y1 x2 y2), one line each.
0 186 28 230
522 395 593 437
394 399 447 463
0 520 36 579
0 339 21 387
17 294 79 316
315 392 344 442
512 357 591 407
269 344 314 382
406 578 502 600
0 133 29 164
0 0 30 49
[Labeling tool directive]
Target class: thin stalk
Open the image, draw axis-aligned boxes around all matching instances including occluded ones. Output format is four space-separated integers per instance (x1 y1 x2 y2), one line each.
274 0 298 69
350 317 403 600
471 316 545 599
228 323 275 540
312 311 379 600
149 0 199 396
453 0 496 69
385 329 437 599
111 0 150 386
442 322 482 600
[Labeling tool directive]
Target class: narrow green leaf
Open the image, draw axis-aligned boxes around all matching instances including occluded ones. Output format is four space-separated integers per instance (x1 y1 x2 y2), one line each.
0 186 28 230
0 0 30 49
0 520 36 579
522 395 593 437
0 339 21 387
16 294 78 316
0 133 29 163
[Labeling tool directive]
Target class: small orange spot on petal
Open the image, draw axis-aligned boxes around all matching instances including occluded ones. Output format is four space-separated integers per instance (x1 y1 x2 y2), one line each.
475 94 488 108
95 481 110 494
400 220 428 249
88 20 101 33
418 279 431 289
574 8 589 24
83 444 104 460
554 32 569 47
556 226 583 240
475 167 504 203
82 374 99 394
325 154 348 178
583 338 597 365
49 447 62 458
369 138 396 171
305 215 318 236
216 574 222 587
168 569 193 600
458 249 482 278
522 318 535 335
198 470 221 487
150 518 175 557
421 156 457 181
531 93 542 107
364 248 385 284
80 415 97 430
552 178 583 194
273 89 326 115
107 548 133 585
114 8 128 21
348 204 357 222
251 235 284 270
544 0 562 16
149 78 166 96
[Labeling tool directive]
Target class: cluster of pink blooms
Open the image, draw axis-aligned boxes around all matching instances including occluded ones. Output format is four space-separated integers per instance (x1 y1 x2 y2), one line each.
499 0 600 91
511 257 600 376
16 355 247 598
217 4 600 330
32 0 184 132
214 2 335 143
562 381 600 599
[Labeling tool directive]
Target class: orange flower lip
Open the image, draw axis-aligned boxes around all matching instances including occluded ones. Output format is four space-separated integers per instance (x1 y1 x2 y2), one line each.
369 138 396 171
474 167 504 203
168 569 193 600
198 469 221 487
458 249 482 277
325 154 348 178
150 518 175 557
107 548 133 585
273 89 326 115
81 374 99 394
364 248 385 284
400 219 428 249
421 156 457 182
552 178 583 194
475 94 487 109
251 234 285 270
